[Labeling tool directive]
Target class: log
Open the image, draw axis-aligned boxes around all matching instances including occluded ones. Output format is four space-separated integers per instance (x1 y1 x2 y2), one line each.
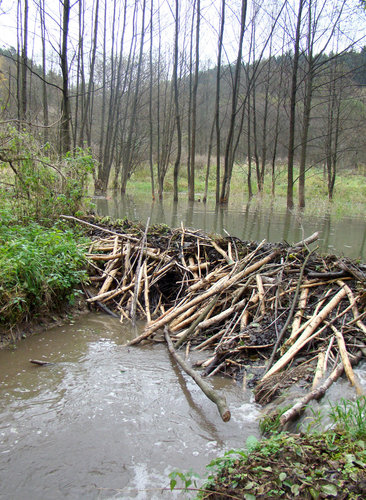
292 231 319 248
312 351 325 389
164 327 231 422
330 324 364 396
279 349 363 429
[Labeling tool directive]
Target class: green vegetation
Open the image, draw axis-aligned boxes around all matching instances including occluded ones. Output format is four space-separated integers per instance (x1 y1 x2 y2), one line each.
169 397 366 499
0 212 89 326
0 127 94 224
0 128 93 329
128 162 366 218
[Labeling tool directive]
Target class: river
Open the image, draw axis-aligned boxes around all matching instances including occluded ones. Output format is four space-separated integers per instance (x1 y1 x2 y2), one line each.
95 193 366 260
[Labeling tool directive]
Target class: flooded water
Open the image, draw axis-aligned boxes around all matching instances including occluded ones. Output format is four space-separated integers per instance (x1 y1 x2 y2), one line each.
95 193 366 261
0 314 260 499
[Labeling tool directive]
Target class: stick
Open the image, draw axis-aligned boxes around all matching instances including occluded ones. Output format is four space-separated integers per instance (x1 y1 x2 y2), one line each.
312 351 325 389
143 261 151 323
60 215 139 242
330 323 364 396
211 240 235 265
292 231 319 248
30 359 54 366
164 327 231 422
279 350 363 429
256 274 266 316
174 296 220 349
337 280 366 334
131 218 150 323
264 250 313 375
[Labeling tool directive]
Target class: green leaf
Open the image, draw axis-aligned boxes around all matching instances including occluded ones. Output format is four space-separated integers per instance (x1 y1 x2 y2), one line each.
291 484 300 496
321 484 338 496
246 435 259 452
169 479 177 491
309 487 320 499
244 481 256 489
279 472 287 482
244 494 256 500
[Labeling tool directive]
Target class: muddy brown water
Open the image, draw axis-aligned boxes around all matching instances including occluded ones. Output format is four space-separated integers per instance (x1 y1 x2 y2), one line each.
95 193 366 260
0 314 261 499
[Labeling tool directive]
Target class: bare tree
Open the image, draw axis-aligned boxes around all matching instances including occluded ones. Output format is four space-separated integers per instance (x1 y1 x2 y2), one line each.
287 0 305 209
173 0 182 202
60 0 71 155
220 0 248 204
188 0 200 201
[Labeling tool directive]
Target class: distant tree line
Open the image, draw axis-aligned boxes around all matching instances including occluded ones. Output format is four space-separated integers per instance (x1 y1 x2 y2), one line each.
0 0 365 208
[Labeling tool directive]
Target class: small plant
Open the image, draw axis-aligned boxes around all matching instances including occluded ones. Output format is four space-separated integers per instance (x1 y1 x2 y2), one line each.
329 397 366 439
259 405 292 435
168 469 200 492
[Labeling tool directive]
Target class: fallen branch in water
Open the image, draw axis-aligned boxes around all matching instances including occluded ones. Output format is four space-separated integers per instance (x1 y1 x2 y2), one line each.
279 349 363 429
29 359 54 366
164 327 231 422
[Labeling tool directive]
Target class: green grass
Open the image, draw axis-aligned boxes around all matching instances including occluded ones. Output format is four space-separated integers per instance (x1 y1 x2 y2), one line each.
127 162 366 218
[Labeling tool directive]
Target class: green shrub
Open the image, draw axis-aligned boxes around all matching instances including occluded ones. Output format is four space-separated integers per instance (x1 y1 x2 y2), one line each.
0 126 95 224
0 216 89 326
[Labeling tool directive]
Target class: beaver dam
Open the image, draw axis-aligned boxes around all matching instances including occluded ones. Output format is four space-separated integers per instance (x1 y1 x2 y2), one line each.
63 215 366 427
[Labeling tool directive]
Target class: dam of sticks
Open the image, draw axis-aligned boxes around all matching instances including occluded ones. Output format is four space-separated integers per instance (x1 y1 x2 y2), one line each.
63 215 366 426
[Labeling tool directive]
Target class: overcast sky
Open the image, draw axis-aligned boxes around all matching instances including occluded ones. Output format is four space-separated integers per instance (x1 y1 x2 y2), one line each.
0 0 365 75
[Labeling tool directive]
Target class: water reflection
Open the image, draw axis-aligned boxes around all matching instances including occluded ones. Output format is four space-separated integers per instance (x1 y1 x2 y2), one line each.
95 193 366 260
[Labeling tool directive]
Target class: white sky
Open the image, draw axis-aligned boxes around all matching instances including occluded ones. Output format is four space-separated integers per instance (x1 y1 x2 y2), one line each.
0 0 365 76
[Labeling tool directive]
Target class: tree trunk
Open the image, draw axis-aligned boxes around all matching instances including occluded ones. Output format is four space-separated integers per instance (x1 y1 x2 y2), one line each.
173 0 182 202
60 0 71 156
220 0 247 204
287 0 305 210
215 0 225 204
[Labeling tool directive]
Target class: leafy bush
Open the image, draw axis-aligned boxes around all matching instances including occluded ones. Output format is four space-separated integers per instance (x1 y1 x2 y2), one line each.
0 126 95 223
0 216 89 326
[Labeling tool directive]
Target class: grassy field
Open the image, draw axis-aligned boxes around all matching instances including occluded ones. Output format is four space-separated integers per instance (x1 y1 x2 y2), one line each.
127 163 366 218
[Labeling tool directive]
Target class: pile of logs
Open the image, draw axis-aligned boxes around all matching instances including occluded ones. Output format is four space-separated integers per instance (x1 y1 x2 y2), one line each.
63 215 366 424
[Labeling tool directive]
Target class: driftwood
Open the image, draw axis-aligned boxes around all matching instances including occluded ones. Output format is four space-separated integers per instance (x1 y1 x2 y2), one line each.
164 327 231 422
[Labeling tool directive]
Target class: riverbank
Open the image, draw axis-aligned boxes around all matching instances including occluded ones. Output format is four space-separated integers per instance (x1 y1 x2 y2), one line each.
187 401 366 498
0 217 90 347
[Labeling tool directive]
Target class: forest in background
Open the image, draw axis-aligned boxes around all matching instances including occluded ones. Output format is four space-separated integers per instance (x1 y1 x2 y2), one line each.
0 0 365 209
